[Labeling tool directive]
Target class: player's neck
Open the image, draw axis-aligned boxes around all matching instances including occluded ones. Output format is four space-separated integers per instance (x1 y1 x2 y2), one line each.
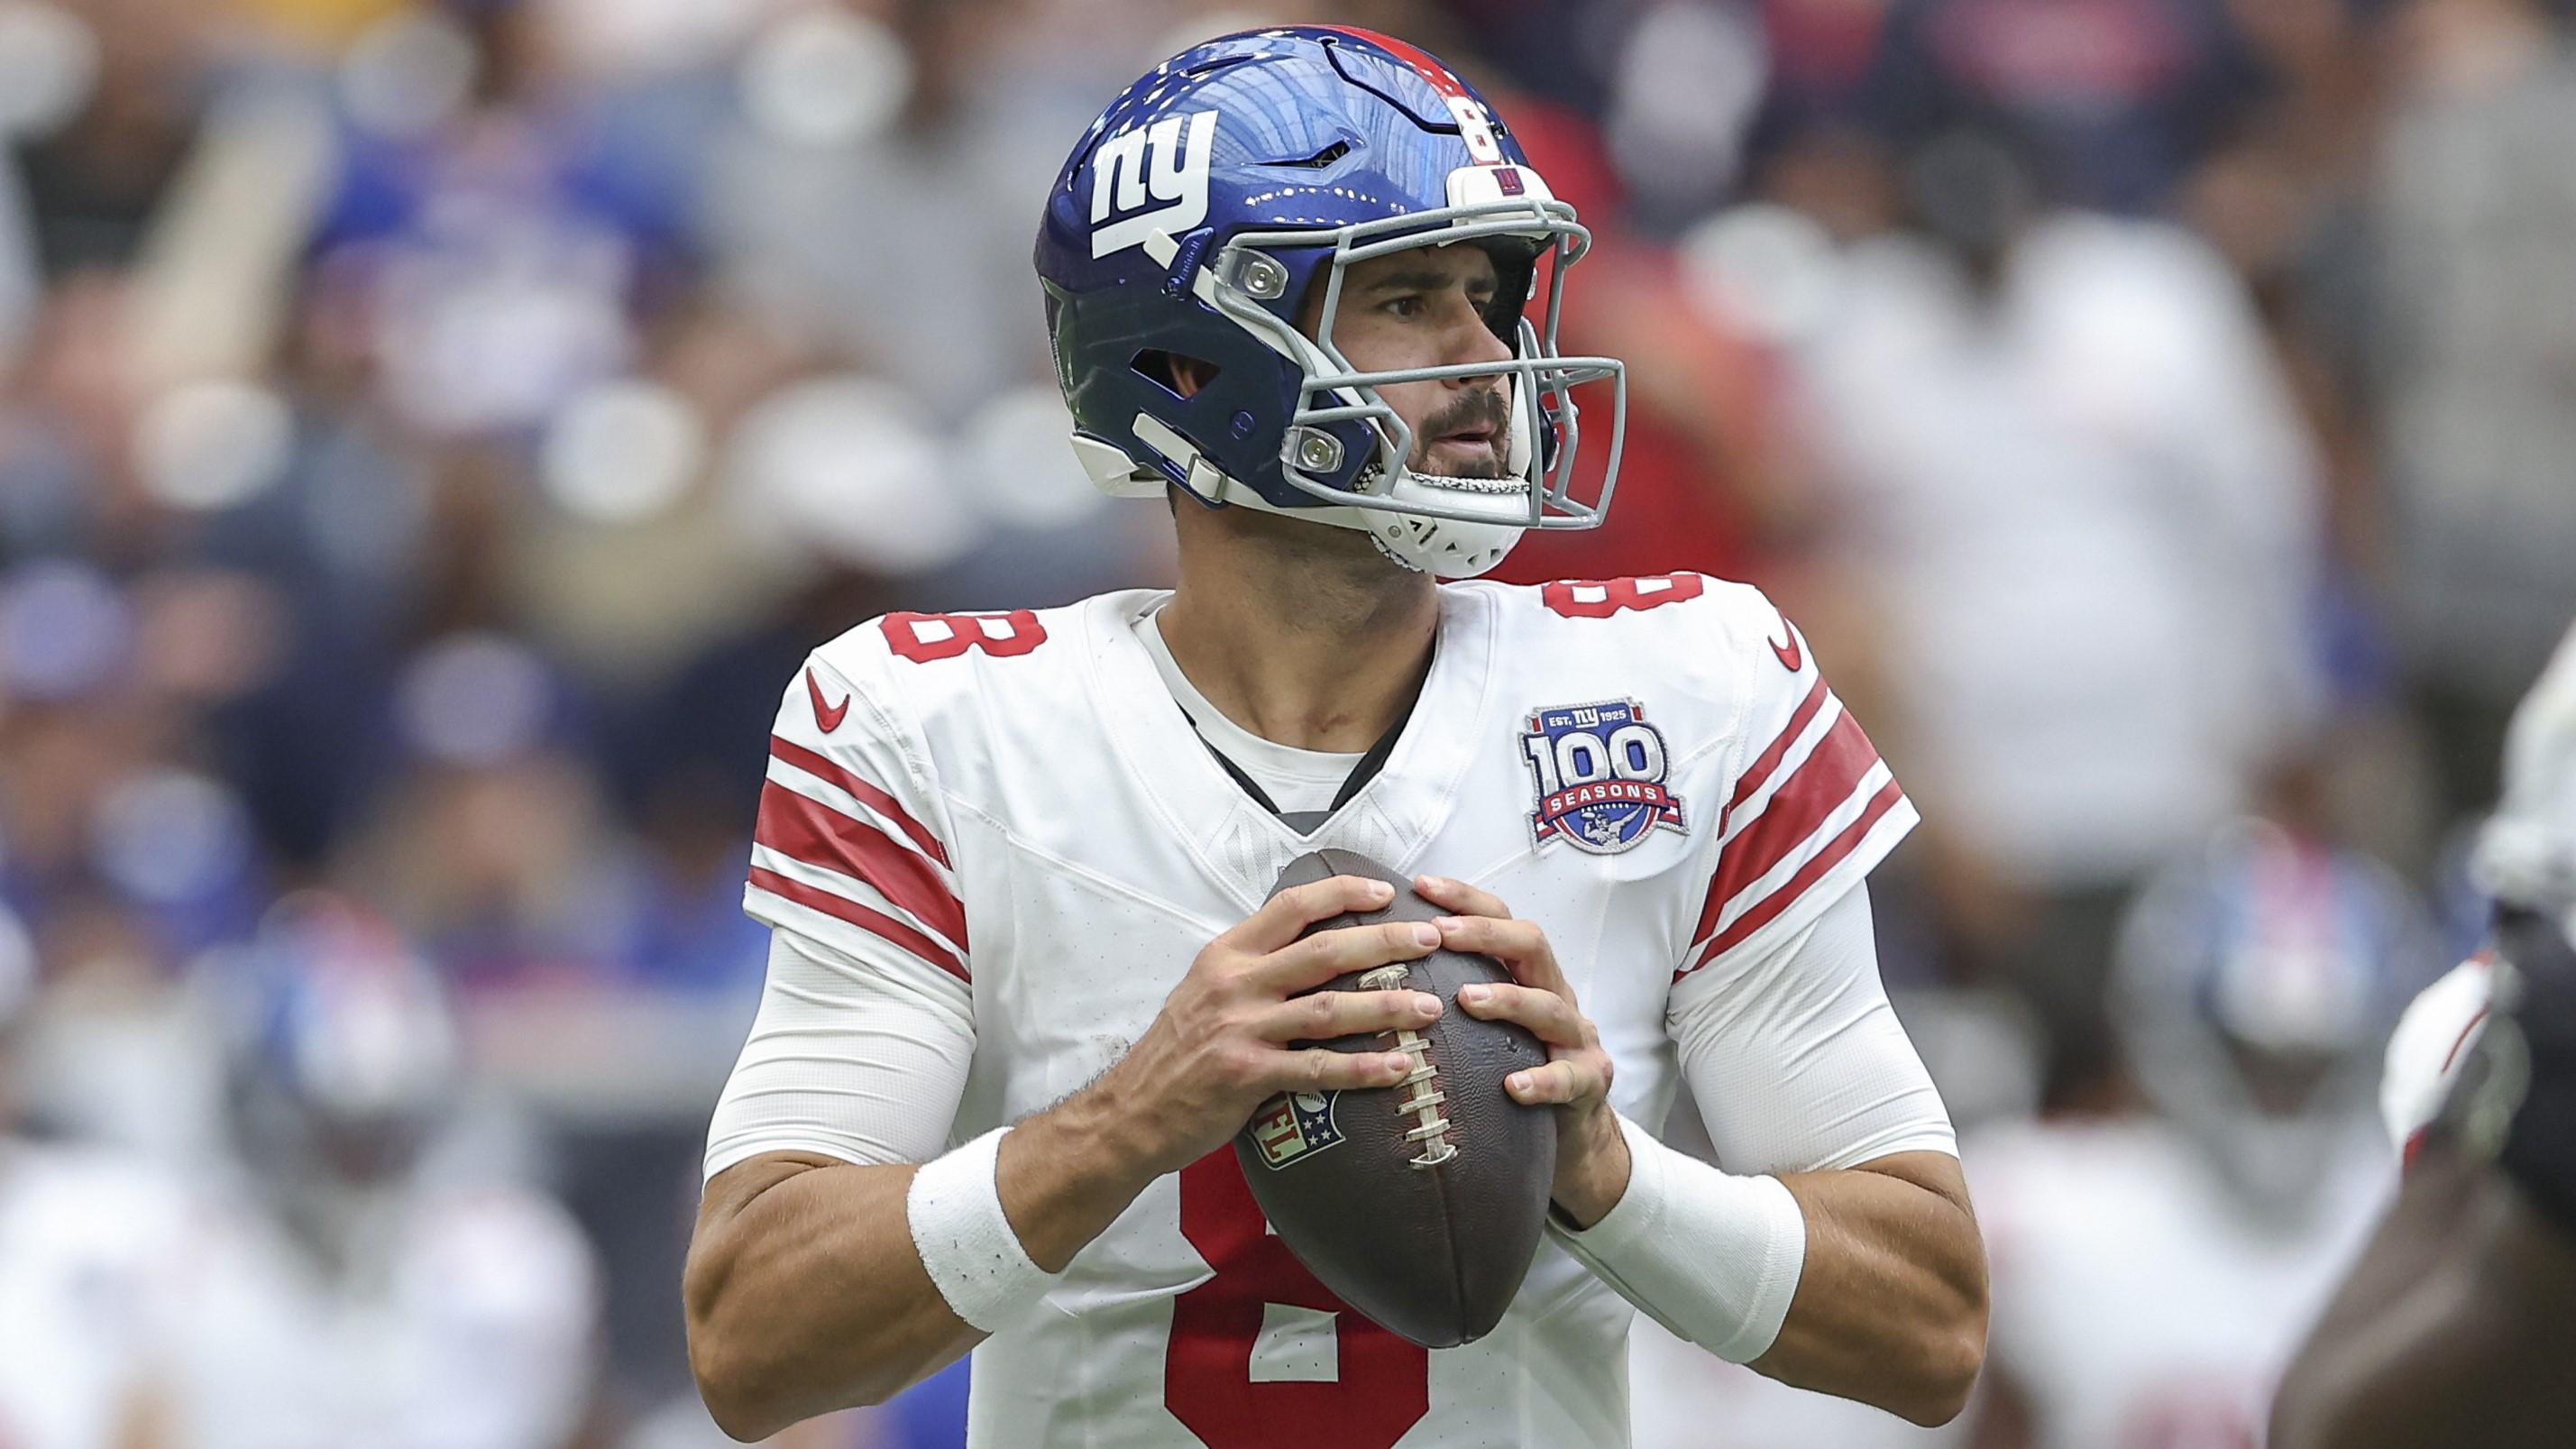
1160 517 1438 755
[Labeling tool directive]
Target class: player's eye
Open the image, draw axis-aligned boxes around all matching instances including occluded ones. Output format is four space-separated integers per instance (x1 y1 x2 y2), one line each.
1381 294 1427 318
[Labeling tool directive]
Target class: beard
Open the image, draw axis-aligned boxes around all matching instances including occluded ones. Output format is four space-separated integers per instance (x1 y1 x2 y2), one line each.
1407 385 1513 481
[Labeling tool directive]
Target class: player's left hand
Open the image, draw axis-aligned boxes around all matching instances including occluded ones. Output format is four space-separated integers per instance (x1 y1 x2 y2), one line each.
1416 875 1631 1229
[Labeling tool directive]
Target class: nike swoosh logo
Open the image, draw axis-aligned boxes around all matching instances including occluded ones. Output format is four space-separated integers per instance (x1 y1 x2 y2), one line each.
806 668 850 733
1768 612 1803 673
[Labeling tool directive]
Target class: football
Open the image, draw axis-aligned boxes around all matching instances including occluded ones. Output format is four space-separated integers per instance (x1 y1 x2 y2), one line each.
1233 848 1558 1349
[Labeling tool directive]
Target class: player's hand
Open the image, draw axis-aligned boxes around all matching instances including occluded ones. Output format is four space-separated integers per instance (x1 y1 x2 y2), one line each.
1416 874 1631 1229
1099 874 1446 1178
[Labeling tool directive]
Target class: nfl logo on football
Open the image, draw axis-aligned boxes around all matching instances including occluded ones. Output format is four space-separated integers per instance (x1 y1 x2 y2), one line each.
1248 1091 1346 1169
1521 700 1687 856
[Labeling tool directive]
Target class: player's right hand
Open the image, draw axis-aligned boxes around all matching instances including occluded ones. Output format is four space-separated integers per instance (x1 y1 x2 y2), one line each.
1099 874 1445 1178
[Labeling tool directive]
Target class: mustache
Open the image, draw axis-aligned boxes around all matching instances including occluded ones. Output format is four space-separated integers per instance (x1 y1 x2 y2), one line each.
1416 386 1512 447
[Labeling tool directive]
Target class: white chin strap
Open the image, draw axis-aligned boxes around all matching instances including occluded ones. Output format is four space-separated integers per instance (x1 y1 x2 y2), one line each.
1355 469 1528 578
1325 323 1550 578
1212 466 1526 579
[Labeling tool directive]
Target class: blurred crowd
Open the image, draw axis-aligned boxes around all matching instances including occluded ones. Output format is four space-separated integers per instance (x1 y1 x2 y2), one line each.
2 0 2572 1444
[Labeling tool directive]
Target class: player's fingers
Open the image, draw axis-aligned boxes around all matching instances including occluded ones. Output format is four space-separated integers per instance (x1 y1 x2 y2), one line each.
1258 986 1444 1043
1455 980 1587 1047
1270 1047 1420 1094
1414 874 1511 921
1251 919 1441 994
1503 1058 1606 1107
1433 914 1571 995
1431 913 1547 961
1224 875 1397 954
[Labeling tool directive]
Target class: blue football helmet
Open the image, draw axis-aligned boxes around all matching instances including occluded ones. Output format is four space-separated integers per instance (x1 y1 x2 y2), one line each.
2113 820 2436 1213
1035 26 1627 578
216 894 461 1184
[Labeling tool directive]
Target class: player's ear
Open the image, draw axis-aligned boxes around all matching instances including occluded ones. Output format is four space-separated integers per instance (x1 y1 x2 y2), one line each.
1140 351 1219 399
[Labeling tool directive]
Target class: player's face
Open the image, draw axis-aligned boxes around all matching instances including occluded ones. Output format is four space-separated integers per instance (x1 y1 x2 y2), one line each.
1305 243 1516 481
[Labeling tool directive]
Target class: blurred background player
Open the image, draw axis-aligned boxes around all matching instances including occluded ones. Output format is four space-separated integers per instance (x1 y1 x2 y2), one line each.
2270 620 2576 1449
150 895 600 1449
0 898 185 1449
1957 820 2430 1449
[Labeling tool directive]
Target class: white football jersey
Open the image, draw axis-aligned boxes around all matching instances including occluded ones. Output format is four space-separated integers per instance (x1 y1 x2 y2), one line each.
1966 1117 2388 1449
721 574 1930 1449
0 1144 186 1449
154 1175 597 1449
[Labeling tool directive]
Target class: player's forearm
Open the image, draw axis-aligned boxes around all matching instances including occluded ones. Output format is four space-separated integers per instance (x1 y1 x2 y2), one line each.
685 1097 1165 1439
1753 1155 1988 1427
685 1159 973 1437
996 1078 1173 1270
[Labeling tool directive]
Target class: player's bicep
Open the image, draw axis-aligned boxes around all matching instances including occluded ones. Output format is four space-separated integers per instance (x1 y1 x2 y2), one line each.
703 925 975 1181
1669 885 1956 1176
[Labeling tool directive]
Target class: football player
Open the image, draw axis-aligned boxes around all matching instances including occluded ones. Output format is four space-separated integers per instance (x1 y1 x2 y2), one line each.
1957 821 2425 1449
685 28 1985 1448
0 904 186 1449
2270 622 2576 1449
151 896 600 1449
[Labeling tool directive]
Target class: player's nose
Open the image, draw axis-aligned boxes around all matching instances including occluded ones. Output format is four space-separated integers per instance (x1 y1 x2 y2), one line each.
1439 300 1515 382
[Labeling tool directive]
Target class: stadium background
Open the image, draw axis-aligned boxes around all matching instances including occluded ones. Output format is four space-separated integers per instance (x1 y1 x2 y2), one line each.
0 0 2570 1444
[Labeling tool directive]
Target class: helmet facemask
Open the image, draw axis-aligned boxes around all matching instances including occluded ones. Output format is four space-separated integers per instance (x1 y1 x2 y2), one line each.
1199 181 1627 578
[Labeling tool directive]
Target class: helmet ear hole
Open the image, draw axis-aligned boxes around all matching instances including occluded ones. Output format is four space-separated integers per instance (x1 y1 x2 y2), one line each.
1477 241 1540 345
1132 351 1223 400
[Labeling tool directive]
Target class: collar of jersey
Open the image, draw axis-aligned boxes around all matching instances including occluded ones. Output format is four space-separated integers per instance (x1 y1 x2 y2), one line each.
1135 610 1366 802
1081 585 1499 913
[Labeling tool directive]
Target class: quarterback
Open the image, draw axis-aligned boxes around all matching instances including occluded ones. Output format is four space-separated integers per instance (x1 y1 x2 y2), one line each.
684 27 1986 1448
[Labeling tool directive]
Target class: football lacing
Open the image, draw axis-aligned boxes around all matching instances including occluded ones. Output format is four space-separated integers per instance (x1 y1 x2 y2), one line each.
1360 965 1458 1168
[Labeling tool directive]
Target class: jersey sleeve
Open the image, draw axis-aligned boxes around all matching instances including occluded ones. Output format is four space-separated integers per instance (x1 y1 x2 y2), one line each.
1668 885 1956 1174
704 927 975 1178
708 648 978 1180
1674 591 1919 983
746 650 970 986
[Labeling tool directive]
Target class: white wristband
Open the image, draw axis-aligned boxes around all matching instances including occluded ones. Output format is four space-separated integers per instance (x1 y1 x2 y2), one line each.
1547 1114 1808 1363
906 1127 1061 1332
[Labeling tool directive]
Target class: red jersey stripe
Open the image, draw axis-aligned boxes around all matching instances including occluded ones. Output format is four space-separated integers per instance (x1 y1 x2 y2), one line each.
2438 1004 2492 1075
767 736 950 867
1682 778 1908 977
1726 677 1829 821
1710 708 1882 907
755 781 967 949
1691 695 1865 947
748 866 968 983
1689 678 1830 948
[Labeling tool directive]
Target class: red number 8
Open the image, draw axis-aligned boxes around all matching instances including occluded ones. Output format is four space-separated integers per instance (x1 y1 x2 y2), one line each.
1163 1152 1429 1447
880 610 1049 662
1540 573 1706 619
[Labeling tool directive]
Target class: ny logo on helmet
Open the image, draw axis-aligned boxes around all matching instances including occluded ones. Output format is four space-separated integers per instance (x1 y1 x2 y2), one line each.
1090 110 1218 260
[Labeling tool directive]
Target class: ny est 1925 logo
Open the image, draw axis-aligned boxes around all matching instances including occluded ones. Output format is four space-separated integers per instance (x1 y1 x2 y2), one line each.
1521 699 1688 855
1090 110 1218 260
